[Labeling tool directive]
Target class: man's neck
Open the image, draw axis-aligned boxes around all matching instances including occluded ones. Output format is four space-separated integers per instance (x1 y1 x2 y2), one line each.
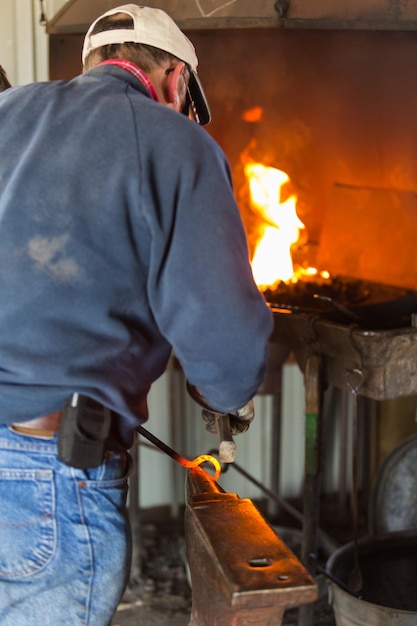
97 59 159 102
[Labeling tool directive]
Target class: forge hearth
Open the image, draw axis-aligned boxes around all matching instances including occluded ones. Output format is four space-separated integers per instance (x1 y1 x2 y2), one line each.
267 275 417 626
270 312 417 401
264 276 417 330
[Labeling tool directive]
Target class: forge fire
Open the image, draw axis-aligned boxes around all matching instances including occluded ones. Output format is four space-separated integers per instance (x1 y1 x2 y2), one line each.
242 160 417 331
243 159 329 289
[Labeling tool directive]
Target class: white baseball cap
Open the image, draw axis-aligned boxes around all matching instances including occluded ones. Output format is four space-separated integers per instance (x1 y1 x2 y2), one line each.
82 4 211 125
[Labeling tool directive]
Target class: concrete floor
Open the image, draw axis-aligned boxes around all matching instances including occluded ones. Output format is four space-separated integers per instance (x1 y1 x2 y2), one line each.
110 585 337 626
111 600 190 626
110 600 337 626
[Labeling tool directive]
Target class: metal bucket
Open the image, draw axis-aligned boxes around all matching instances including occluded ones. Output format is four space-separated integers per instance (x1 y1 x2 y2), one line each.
327 531 417 626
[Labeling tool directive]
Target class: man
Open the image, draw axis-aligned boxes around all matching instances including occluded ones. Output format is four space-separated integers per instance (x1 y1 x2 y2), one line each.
0 4 273 625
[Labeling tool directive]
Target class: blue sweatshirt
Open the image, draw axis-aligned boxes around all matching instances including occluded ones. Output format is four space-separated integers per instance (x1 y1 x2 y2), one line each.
0 64 273 446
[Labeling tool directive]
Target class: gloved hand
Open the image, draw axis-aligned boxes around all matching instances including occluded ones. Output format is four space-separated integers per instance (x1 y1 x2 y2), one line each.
186 381 255 435
202 400 255 435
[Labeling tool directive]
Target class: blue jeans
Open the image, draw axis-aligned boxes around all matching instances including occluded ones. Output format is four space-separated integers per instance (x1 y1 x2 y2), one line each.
0 425 132 626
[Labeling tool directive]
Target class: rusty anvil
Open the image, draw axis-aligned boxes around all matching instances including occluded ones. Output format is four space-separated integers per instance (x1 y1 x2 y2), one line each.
185 465 318 625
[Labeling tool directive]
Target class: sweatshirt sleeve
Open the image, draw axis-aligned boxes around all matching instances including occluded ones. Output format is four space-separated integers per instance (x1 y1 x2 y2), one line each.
139 116 273 413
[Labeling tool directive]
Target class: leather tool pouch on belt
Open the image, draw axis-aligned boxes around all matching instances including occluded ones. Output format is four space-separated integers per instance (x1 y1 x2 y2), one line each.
58 394 111 469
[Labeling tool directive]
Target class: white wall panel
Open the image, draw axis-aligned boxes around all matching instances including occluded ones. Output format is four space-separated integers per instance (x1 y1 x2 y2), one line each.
14 0 35 84
279 363 306 498
0 0 52 85
138 373 177 509
0 0 17 84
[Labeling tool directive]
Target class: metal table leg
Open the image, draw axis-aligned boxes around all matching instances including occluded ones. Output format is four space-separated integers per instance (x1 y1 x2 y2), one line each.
298 353 323 626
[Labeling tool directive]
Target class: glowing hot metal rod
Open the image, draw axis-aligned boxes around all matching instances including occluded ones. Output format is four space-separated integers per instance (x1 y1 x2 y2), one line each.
136 424 221 481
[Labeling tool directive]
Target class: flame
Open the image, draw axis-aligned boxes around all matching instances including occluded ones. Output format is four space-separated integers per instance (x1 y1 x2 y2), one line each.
245 162 305 287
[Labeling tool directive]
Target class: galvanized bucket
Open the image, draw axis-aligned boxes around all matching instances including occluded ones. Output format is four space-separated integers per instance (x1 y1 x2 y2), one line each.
327 532 417 626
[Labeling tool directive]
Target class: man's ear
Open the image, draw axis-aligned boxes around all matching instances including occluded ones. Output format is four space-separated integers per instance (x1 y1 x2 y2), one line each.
165 62 186 112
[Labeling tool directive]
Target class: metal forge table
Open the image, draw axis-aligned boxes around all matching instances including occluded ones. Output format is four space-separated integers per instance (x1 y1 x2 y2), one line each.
270 307 417 625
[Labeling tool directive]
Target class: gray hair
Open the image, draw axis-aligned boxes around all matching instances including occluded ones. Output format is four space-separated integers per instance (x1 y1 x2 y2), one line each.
83 15 178 73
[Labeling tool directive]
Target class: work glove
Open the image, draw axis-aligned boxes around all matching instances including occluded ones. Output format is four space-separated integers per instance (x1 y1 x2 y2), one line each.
202 401 255 435
186 381 255 435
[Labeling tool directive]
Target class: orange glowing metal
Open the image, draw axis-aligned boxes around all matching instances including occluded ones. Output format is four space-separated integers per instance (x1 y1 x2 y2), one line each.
136 425 221 481
181 454 222 481
244 162 305 287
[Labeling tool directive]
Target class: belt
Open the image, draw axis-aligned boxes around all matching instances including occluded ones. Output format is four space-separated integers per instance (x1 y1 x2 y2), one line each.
11 412 62 438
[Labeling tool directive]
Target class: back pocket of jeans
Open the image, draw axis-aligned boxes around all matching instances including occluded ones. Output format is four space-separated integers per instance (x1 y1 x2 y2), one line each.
0 469 56 579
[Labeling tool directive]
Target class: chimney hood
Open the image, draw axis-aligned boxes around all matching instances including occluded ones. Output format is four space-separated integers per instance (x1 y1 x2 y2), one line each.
46 0 417 35
46 0 280 34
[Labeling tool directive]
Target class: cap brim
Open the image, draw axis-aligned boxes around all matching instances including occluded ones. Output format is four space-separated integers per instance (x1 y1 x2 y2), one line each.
188 71 211 125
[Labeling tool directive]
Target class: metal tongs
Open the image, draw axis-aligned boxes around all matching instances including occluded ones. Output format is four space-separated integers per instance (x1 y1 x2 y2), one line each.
313 294 360 321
